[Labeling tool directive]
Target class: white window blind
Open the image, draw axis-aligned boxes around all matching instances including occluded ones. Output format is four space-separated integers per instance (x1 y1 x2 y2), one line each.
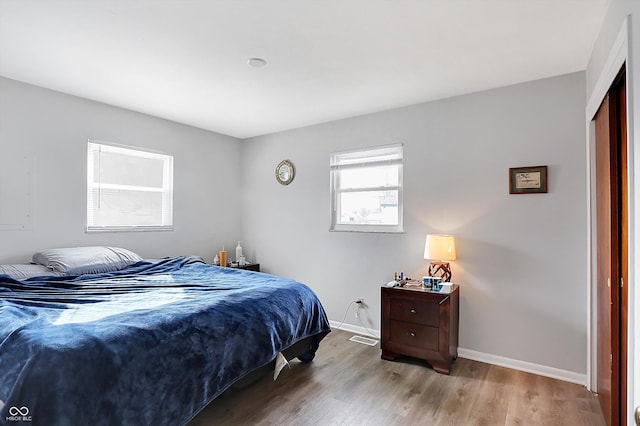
87 141 173 232
330 144 403 233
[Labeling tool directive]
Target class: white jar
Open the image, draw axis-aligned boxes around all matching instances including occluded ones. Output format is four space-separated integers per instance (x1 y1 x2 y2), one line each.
235 241 243 261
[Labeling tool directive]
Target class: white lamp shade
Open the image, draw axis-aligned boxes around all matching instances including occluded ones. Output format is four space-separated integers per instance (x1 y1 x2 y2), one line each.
424 234 456 261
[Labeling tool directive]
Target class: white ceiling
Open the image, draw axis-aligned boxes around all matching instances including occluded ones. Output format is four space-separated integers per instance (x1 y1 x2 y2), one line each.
0 1 607 139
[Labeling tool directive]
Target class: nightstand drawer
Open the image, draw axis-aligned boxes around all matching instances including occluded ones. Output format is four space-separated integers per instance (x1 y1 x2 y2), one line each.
389 320 439 351
389 298 439 327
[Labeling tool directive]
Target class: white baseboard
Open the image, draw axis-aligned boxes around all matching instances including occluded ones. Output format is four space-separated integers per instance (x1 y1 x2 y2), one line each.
329 320 380 339
457 348 587 386
329 321 586 385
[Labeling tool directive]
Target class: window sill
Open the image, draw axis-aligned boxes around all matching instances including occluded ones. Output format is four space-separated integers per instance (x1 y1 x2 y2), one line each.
86 226 174 233
329 226 404 234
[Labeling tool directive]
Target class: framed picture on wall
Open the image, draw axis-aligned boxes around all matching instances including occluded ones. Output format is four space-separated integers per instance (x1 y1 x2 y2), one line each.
509 165 548 194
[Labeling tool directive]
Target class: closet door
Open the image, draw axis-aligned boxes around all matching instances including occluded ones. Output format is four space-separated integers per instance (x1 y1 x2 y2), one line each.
594 67 627 426
595 92 617 426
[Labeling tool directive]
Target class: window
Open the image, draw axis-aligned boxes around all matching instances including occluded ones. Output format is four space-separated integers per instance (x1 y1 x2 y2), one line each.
87 141 173 232
330 144 403 233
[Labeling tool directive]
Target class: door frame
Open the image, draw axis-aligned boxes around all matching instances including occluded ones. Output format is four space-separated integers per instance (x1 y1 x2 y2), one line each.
585 15 636 425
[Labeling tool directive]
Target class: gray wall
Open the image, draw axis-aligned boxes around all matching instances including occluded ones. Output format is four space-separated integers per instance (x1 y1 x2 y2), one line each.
241 72 588 375
0 76 242 263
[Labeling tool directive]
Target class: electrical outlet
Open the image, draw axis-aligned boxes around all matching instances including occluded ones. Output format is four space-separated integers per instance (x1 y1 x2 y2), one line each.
355 298 364 318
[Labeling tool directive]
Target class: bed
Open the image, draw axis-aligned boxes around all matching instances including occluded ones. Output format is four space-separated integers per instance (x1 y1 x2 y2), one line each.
0 252 331 425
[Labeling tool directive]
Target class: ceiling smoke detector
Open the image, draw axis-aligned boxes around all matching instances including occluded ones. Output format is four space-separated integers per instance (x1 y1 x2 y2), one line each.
247 57 267 68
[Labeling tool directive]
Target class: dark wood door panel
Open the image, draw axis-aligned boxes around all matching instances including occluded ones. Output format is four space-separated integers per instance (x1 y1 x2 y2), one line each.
595 93 614 426
594 66 626 426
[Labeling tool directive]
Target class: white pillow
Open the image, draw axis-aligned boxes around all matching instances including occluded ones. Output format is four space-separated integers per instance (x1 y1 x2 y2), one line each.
32 246 142 275
0 264 60 280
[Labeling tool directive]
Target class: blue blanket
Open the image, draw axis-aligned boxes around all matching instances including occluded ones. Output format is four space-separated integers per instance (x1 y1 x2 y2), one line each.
0 257 330 425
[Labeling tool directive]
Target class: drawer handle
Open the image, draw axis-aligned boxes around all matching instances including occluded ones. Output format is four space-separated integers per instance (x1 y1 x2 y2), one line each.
409 332 416 337
410 309 417 314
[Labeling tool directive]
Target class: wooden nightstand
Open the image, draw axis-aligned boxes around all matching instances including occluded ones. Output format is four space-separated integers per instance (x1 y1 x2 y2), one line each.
380 284 459 374
231 263 260 272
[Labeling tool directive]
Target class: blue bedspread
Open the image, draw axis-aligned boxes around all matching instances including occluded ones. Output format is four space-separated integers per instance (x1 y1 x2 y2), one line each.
0 257 330 425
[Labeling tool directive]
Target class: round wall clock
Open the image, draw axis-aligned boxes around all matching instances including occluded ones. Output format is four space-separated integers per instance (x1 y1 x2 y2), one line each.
275 160 295 185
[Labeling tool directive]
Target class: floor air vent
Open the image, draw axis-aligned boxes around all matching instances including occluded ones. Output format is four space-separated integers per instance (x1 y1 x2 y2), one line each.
349 335 379 346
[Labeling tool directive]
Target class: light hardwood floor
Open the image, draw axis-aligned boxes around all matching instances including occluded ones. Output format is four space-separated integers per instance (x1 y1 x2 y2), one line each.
188 329 605 425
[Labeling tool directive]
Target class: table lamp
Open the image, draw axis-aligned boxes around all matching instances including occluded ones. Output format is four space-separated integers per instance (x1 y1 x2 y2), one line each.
424 234 456 282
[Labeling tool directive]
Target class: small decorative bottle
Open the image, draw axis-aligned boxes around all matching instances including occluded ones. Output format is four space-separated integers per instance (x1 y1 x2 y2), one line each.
235 241 243 262
219 246 227 268
213 254 220 266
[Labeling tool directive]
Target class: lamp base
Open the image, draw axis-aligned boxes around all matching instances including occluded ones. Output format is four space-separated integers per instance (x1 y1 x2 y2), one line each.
428 261 452 282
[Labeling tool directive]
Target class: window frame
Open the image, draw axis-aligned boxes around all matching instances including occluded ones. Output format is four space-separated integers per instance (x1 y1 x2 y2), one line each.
86 140 174 233
329 143 404 233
